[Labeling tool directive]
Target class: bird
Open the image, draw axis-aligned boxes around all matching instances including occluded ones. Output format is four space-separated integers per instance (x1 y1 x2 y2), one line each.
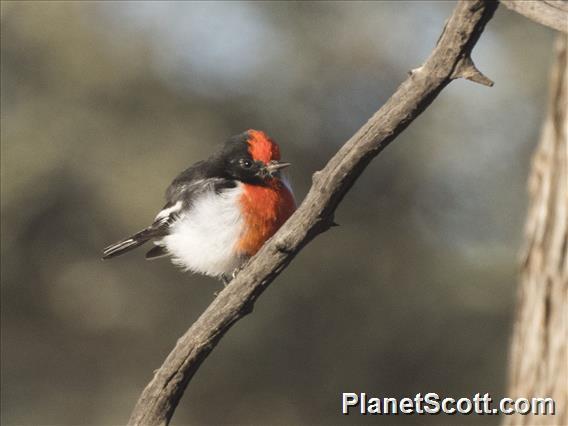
102 129 296 282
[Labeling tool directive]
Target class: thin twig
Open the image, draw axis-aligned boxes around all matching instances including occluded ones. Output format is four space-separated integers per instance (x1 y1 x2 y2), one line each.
128 1 498 424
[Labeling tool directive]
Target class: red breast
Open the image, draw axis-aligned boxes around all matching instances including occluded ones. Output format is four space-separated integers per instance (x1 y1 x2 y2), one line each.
237 130 296 255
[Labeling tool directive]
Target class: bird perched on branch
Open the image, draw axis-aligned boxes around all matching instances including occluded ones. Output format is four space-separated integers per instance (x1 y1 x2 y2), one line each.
102 130 296 282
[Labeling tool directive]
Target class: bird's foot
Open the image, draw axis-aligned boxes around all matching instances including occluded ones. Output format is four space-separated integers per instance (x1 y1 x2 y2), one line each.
231 264 245 280
220 274 231 286
213 274 231 297
214 266 245 297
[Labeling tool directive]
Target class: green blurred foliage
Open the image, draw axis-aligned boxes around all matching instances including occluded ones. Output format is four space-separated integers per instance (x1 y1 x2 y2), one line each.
1 1 555 425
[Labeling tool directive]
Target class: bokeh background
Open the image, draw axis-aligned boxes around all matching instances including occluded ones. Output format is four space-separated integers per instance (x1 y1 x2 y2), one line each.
1 1 557 425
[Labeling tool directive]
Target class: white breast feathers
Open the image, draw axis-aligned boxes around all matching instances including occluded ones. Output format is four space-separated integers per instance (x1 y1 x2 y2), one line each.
160 184 245 277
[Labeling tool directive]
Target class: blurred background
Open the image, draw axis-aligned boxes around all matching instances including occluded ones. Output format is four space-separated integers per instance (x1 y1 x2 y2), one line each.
1 1 556 425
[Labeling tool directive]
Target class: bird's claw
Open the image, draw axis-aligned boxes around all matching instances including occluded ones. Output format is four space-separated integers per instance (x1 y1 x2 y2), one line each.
214 265 246 297
220 274 231 286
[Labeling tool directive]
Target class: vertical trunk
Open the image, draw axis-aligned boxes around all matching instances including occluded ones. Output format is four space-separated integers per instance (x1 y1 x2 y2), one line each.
505 35 567 425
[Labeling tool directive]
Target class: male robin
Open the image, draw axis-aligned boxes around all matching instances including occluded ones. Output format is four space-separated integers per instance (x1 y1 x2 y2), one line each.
102 130 296 282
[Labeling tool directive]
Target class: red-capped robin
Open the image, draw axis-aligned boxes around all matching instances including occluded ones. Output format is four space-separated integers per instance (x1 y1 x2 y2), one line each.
102 130 296 282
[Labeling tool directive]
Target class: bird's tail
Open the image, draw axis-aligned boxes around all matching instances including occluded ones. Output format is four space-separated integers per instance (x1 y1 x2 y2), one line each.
102 228 154 260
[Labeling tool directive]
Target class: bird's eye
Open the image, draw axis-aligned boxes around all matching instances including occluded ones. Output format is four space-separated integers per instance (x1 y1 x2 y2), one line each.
241 159 253 168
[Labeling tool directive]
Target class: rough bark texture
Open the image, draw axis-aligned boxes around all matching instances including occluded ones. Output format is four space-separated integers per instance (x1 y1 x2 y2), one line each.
127 1 498 424
501 0 568 33
505 35 567 426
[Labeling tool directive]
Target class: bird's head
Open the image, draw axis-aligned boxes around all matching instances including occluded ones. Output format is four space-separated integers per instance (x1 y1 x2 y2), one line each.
221 129 290 184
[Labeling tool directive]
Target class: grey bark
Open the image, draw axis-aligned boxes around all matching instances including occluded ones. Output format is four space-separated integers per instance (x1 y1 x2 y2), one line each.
501 1 568 33
504 35 567 426
128 1 498 424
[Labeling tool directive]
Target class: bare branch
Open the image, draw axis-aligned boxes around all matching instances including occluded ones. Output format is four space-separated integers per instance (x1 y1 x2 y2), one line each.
504 34 567 426
128 1 498 424
501 0 568 33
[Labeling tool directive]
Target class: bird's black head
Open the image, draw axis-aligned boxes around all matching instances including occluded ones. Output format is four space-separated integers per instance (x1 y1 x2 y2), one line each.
216 130 290 184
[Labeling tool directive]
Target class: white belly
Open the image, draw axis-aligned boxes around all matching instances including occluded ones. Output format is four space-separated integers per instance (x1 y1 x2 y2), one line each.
161 185 245 277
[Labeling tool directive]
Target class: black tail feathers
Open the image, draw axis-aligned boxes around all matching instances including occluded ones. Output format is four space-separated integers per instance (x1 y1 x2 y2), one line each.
102 235 150 260
145 245 168 260
102 217 171 260
101 225 161 259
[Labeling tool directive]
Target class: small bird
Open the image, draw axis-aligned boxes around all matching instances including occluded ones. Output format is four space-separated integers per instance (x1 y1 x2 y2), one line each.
102 130 296 282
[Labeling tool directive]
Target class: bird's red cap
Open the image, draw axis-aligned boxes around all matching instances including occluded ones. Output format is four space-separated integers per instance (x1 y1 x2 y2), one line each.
247 129 281 164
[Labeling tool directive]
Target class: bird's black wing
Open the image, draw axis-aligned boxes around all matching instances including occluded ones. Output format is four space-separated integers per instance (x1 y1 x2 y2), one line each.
164 158 236 204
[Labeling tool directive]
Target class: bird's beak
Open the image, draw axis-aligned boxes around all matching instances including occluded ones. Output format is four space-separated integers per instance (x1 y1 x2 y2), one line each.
264 161 291 177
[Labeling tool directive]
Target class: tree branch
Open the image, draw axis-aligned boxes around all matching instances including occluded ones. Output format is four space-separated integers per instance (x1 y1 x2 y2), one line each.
501 0 568 33
128 1 498 424
504 34 567 426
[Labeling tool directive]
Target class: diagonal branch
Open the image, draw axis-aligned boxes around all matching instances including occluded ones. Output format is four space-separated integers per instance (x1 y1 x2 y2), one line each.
501 0 568 33
128 1 498 424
